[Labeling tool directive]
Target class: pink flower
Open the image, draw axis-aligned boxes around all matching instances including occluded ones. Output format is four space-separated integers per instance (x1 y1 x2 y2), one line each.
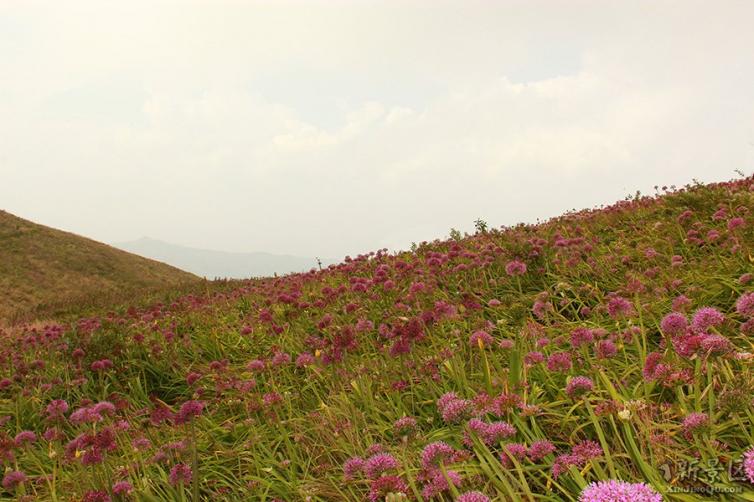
672 295 692 312
368 475 407 502
570 328 595 348
46 399 69 418
660 312 688 336
469 330 494 348
112 481 133 495
14 431 36 447
421 441 456 469
295 352 315 367
2 471 26 491
246 359 266 372
642 352 665 381
271 351 291 366
364 453 399 479
681 412 708 438
343 457 365 480
175 400 204 424
596 340 617 359
579 480 662 502
547 352 572 372
393 416 417 435
525 351 545 365
467 418 516 445
499 443 528 467
437 392 470 423
607 296 635 319
527 440 556 461
736 292 754 318
82 490 111 502
505 260 527 276
743 448 754 483
566 376 594 398
421 469 461 498
457 491 490 502
728 217 745 231
691 307 725 333
168 463 192 486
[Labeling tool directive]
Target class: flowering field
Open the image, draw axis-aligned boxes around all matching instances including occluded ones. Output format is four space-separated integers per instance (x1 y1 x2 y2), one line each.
2 178 754 501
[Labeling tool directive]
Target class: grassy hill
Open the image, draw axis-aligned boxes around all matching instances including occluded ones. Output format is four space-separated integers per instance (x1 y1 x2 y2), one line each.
2 178 754 501
0 210 198 322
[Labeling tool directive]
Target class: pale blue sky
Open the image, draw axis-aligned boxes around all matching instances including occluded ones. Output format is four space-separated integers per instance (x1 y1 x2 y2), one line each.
1 1 753 258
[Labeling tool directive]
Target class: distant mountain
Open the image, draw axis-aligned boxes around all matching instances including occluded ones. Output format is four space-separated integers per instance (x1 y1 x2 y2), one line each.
113 237 330 279
0 211 198 322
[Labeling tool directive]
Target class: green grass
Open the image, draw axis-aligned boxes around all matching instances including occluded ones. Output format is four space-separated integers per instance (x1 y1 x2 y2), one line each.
1 178 754 501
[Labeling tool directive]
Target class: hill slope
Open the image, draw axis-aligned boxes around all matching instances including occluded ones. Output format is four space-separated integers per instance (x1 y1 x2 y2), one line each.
114 237 333 279
2 178 754 501
0 210 198 321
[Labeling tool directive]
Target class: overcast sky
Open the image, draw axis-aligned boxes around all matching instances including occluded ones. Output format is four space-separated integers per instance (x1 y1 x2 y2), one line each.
1 1 753 259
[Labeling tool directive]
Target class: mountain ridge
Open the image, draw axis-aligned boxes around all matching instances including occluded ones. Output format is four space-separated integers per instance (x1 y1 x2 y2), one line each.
113 236 334 279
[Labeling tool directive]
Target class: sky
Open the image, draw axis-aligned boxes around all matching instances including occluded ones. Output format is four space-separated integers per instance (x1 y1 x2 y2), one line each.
1 1 753 259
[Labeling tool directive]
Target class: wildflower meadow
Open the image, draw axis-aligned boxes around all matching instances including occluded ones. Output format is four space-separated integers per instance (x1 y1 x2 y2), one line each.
2 178 754 501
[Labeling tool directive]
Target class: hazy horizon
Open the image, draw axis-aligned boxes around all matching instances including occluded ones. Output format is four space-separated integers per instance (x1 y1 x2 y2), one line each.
2 1 753 259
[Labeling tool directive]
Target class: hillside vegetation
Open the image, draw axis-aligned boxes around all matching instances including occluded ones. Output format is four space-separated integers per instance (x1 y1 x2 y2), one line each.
0 211 198 322
2 178 754 501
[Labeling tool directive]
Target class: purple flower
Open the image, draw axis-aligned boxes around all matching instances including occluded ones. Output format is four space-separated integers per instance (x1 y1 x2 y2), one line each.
469 330 494 349
393 416 417 435
82 490 112 502
681 412 708 438
368 475 408 502
660 312 688 336
46 399 69 418
112 480 134 495
437 392 470 423
728 217 746 231
547 352 572 372
246 359 266 372
2 471 26 491
421 469 462 499
93 401 116 416
175 400 204 424
343 456 365 480
566 376 594 398
744 448 754 483
525 351 545 365
14 430 36 446
499 442 528 468
596 340 617 359
642 352 665 381
457 491 491 502
570 327 595 348
467 418 516 446
271 351 291 366
364 453 399 479
505 260 527 276
736 292 754 318
579 479 662 502
421 441 456 469
168 463 192 486
607 296 635 319
700 334 733 355
527 440 556 461
295 352 315 367
572 440 603 460
691 307 725 333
